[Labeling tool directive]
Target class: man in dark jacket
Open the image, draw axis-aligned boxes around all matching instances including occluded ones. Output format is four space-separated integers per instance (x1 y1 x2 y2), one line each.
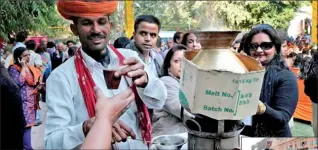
52 42 64 70
304 50 318 136
0 64 25 149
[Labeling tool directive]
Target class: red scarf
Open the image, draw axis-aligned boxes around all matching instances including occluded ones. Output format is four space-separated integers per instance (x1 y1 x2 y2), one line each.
74 46 152 147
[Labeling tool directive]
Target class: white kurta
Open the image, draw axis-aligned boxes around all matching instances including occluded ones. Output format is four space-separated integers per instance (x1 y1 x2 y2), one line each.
44 46 167 149
29 50 42 67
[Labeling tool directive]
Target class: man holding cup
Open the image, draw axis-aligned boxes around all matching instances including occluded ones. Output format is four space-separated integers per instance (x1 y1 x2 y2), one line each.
45 0 167 149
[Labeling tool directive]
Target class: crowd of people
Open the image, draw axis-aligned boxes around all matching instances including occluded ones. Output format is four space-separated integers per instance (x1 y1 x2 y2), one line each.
0 0 317 150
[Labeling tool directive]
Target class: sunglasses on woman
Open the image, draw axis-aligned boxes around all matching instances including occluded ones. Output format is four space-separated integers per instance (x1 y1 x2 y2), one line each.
249 42 274 51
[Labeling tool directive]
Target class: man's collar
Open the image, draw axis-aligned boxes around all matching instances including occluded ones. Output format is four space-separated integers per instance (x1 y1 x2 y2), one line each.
80 45 115 70
128 41 155 63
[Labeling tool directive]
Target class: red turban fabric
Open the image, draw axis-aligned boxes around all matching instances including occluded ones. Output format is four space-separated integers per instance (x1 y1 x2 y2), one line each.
57 0 118 20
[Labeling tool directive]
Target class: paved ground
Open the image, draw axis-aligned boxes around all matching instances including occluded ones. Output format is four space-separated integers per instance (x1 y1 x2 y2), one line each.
291 120 314 136
31 102 314 149
31 101 46 149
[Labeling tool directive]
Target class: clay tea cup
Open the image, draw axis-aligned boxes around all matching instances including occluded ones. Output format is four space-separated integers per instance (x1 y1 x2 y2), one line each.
103 70 121 89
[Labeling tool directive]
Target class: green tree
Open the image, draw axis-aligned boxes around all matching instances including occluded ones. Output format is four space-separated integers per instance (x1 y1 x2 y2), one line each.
130 1 309 31
134 1 201 31
0 0 70 40
198 1 310 30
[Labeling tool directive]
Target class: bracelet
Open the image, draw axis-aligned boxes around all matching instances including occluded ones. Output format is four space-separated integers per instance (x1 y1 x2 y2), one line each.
256 102 266 115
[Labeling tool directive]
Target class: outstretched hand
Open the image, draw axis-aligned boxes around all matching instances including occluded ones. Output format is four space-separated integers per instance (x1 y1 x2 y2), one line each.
94 87 135 124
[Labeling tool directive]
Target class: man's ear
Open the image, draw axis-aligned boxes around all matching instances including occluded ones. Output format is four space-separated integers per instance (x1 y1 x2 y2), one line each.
70 24 78 36
133 31 136 40
110 21 114 30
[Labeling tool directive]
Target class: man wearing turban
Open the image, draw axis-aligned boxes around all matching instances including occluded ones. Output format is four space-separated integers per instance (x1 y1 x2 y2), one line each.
45 0 167 149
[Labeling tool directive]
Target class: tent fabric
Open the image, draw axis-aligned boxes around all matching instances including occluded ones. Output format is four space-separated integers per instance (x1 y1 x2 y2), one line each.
291 67 312 122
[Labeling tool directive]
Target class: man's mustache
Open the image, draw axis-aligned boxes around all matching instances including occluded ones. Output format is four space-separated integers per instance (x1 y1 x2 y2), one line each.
88 33 106 39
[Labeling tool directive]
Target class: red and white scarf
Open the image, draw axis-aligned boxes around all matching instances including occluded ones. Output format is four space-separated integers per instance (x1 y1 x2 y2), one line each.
74 46 152 147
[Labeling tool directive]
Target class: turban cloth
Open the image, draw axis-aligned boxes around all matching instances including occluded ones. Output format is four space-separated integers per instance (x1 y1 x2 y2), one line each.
57 0 118 20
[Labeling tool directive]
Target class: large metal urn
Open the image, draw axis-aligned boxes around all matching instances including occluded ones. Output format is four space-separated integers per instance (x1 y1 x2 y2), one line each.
184 31 247 150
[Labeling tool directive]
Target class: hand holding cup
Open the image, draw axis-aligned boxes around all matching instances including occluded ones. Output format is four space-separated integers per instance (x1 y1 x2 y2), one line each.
114 57 148 88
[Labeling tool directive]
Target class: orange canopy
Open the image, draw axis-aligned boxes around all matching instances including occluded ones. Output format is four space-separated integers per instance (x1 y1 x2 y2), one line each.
57 0 118 20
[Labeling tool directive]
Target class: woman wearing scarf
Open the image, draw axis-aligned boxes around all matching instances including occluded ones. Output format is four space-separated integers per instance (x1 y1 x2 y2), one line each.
8 47 42 149
152 44 194 137
241 24 298 137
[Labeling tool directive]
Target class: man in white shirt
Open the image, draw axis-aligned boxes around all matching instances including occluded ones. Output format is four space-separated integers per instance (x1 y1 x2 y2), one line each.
12 31 28 52
45 1 167 149
5 31 28 68
125 15 164 77
25 40 42 68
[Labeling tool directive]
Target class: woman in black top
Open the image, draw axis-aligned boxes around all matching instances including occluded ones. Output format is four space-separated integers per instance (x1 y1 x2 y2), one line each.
241 24 298 137
0 63 25 149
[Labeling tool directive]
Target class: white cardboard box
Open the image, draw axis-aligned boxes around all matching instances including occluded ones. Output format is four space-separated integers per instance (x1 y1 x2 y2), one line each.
179 55 265 120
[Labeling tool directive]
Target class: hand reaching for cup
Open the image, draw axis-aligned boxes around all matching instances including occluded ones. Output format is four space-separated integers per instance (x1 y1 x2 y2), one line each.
81 88 135 149
95 87 136 143
94 87 135 124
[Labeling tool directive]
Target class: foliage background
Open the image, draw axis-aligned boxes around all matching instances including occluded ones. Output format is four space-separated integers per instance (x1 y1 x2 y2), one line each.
0 0 310 41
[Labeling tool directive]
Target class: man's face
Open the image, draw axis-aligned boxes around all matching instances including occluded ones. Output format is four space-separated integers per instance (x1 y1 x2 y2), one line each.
58 44 64 51
71 15 111 53
67 42 74 48
161 41 165 47
41 38 48 46
168 39 173 49
133 22 159 52
281 40 289 56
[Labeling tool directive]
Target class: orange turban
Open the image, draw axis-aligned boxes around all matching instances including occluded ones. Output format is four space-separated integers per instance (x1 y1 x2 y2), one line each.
57 0 118 20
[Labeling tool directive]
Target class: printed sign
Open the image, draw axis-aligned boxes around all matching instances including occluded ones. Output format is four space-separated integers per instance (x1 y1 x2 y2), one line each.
179 56 265 120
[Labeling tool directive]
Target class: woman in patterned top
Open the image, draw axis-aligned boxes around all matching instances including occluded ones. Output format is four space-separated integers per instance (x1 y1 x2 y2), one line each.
8 47 42 149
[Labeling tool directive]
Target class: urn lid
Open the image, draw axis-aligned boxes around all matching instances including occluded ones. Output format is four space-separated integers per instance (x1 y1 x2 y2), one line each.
195 31 240 49
191 31 250 73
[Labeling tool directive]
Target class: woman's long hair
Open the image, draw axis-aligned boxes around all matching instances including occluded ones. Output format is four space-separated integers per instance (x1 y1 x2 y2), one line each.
13 47 28 66
243 24 289 70
181 32 192 46
162 44 187 76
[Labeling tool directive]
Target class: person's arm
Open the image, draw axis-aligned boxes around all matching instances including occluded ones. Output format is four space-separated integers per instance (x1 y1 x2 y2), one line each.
160 77 194 119
260 71 299 126
116 49 167 109
304 60 318 102
136 68 167 109
81 87 134 149
44 71 85 149
81 118 112 149
133 54 167 109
